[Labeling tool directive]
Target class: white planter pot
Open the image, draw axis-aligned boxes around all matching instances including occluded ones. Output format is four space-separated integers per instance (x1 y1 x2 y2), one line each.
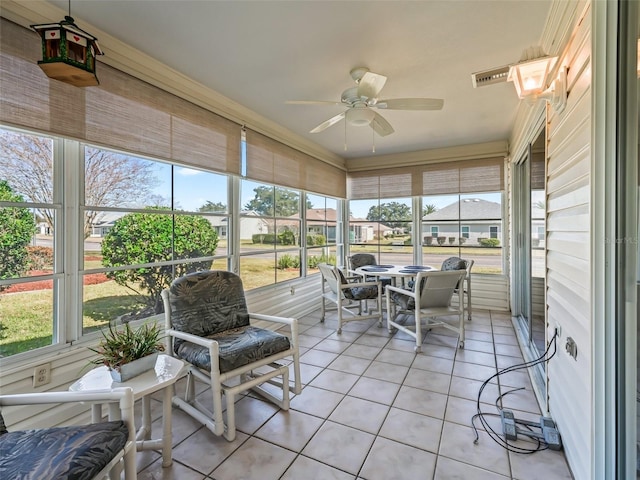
110 352 159 383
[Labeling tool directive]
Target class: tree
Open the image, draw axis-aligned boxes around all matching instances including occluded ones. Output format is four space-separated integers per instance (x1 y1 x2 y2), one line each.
101 213 219 314
244 186 311 217
366 202 411 228
0 130 159 238
198 201 227 213
0 181 36 290
423 204 437 215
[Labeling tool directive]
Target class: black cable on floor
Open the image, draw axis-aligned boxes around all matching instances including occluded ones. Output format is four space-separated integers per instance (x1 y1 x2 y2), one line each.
470 329 558 454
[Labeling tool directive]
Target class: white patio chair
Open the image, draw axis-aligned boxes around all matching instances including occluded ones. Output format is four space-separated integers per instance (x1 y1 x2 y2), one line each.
386 269 467 352
318 263 383 334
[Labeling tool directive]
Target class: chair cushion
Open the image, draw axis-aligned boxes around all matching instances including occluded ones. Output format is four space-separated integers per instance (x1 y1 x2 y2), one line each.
336 269 378 300
0 420 128 480
390 288 416 311
346 285 380 300
349 254 376 270
175 326 291 374
168 271 251 350
441 257 466 271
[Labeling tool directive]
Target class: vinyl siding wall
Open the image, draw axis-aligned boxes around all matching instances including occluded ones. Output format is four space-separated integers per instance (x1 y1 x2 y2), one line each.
545 4 592 479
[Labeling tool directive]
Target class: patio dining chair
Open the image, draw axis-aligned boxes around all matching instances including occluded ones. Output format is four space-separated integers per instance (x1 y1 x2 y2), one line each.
386 269 467 352
347 253 393 290
161 270 301 441
441 256 474 321
318 263 383 334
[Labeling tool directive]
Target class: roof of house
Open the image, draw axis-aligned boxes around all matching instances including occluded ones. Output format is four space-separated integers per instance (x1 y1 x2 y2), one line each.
422 198 501 221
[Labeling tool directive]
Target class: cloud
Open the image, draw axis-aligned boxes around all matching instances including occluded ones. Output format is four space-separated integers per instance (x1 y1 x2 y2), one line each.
177 167 201 176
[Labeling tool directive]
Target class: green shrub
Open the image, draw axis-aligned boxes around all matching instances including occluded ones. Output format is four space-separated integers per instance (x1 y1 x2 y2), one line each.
101 212 218 314
306 234 326 246
278 230 295 245
0 181 36 289
436 236 446 246
479 238 501 247
277 254 300 269
252 233 276 244
27 246 54 270
308 253 336 268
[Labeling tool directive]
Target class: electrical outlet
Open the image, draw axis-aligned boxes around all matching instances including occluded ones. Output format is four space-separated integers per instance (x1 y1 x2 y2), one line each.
33 363 51 387
290 286 295 295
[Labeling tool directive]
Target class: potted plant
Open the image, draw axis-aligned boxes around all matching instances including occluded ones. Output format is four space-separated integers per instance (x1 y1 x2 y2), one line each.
89 322 165 382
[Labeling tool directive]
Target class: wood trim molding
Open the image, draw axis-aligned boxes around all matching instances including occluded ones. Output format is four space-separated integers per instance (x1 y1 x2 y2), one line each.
345 140 508 172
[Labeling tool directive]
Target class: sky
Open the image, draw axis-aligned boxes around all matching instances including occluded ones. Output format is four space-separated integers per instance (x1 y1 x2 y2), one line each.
149 161 501 216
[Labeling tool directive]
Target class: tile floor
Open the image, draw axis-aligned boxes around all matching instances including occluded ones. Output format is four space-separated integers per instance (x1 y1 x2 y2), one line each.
137 309 573 480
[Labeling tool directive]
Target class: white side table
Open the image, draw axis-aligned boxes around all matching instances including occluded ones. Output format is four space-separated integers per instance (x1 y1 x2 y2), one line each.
70 354 186 467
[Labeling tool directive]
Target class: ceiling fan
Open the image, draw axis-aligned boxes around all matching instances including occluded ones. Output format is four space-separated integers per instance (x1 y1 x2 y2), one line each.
286 67 444 137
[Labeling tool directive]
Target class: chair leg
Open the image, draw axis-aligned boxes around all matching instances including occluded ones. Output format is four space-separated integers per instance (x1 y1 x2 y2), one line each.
223 389 237 441
458 310 465 349
467 291 472 321
414 310 422 353
211 377 225 437
320 296 326 322
185 371 195 402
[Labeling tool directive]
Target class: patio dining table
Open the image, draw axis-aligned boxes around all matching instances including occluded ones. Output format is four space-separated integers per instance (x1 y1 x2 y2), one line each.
354 264 436 287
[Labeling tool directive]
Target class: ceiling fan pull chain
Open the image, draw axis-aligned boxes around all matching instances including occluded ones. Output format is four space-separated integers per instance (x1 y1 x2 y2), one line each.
344 120 348 151
372 127 375 153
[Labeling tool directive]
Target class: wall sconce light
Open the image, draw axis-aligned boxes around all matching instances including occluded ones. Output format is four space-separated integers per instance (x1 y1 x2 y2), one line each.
508 46 566 113
31 13 103 87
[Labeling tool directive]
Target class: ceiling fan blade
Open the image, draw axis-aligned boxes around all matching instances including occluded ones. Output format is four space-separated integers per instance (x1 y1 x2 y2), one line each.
371 112 394 137
376 98 444 110
357 72 387 99
286 100 342 106
310 111 346 133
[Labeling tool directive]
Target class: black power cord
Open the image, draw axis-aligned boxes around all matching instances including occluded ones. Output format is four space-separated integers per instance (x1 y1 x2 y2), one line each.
470 328 559 454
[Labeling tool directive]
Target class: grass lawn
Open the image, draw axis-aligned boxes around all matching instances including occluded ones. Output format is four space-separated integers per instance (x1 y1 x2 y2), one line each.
0 281 144 357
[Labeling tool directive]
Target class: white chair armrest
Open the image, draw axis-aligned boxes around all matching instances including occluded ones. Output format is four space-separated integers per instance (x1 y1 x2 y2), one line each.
0 387 133 408
249 313 296 327
339 280 380 290
166 328 217 348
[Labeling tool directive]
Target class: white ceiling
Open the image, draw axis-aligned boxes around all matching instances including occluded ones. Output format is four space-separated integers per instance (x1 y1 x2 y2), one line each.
44 0 551 160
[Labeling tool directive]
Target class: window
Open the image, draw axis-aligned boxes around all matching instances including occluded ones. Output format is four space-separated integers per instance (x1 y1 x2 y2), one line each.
0 128 60 357
306 193 338 269
348 197 412 265
239 180 302 289
82 147 230 334
422 193 503 273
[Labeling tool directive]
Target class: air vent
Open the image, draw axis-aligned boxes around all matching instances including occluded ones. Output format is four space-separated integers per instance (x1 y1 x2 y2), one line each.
471 65 510 88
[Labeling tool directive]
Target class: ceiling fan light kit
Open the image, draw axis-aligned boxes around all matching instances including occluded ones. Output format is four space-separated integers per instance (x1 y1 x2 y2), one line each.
347 107 375 126
286 67 444 139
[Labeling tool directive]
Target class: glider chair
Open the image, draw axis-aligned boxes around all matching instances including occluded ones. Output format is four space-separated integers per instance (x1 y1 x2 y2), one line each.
318 263 383 334
0 387 136 480
386 269 467 352
161 270 301 442
441 256 474 321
